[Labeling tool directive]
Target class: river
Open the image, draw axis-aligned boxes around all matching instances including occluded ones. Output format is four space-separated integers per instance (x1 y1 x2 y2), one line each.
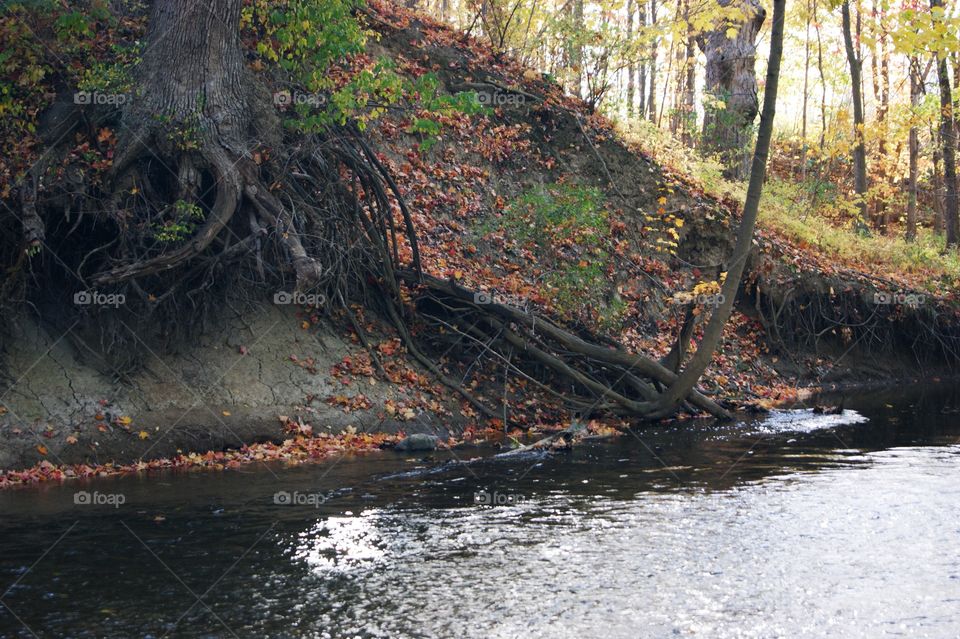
1 384 958 638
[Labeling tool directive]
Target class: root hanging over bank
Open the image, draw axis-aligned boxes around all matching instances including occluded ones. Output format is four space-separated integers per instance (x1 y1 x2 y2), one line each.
399 272 732 420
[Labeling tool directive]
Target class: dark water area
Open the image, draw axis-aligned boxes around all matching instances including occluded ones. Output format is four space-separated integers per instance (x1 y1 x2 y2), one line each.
1 383 959 638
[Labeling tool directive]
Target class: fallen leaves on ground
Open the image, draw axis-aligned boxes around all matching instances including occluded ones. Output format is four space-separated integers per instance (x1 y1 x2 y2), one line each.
0 431 397 489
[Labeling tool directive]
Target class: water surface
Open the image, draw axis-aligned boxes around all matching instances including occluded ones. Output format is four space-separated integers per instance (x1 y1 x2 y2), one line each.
1 384 958 638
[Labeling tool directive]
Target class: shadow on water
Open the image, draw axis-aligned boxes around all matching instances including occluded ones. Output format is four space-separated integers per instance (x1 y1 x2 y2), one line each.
0 382 958 637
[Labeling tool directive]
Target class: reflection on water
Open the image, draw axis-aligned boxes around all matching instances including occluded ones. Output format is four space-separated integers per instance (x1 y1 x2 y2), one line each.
0 383 959 638
294 514 387 574
750 407 869 433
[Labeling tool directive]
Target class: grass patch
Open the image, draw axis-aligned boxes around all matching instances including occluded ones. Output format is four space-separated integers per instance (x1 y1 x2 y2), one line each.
758 178 960 294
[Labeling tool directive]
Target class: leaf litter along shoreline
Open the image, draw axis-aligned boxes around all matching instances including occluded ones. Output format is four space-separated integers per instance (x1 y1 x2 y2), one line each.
0 429 398 489
7 372 955 490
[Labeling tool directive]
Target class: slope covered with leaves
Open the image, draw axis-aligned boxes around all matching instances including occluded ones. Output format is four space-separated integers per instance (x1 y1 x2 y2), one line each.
354 0 960 407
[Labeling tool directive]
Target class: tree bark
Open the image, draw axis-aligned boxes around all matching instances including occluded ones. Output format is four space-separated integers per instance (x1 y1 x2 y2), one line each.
907 57 921 241
647 0 658 123
802 0 811 143
698 0 766 179
637 0 647 119
815 0 827 150
645 0 785 419
100 0 255 285
933 143 945 234
100 0 327 290
869 0 890 233
627 0 635 117
672 0 696 148
841 0 870 233
932 0 959 247
124 0 250 149
682 13 696 147
570 0 584 99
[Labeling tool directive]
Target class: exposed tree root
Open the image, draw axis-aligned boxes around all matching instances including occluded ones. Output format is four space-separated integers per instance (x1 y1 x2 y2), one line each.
398 271 733 420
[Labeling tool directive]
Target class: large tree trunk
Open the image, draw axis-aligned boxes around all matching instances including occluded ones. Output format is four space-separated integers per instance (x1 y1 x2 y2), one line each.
100 0 253 285
698 0 766 179
120 0 252 158
99 0 325 289
841 0 870 233
645 0 784 419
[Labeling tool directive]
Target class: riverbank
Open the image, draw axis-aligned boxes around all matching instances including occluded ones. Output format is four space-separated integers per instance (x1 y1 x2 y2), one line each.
4 374 956 489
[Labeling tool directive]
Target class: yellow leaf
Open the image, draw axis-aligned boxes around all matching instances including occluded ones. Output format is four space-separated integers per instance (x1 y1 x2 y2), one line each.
118 416 132 426
138 430 149 440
